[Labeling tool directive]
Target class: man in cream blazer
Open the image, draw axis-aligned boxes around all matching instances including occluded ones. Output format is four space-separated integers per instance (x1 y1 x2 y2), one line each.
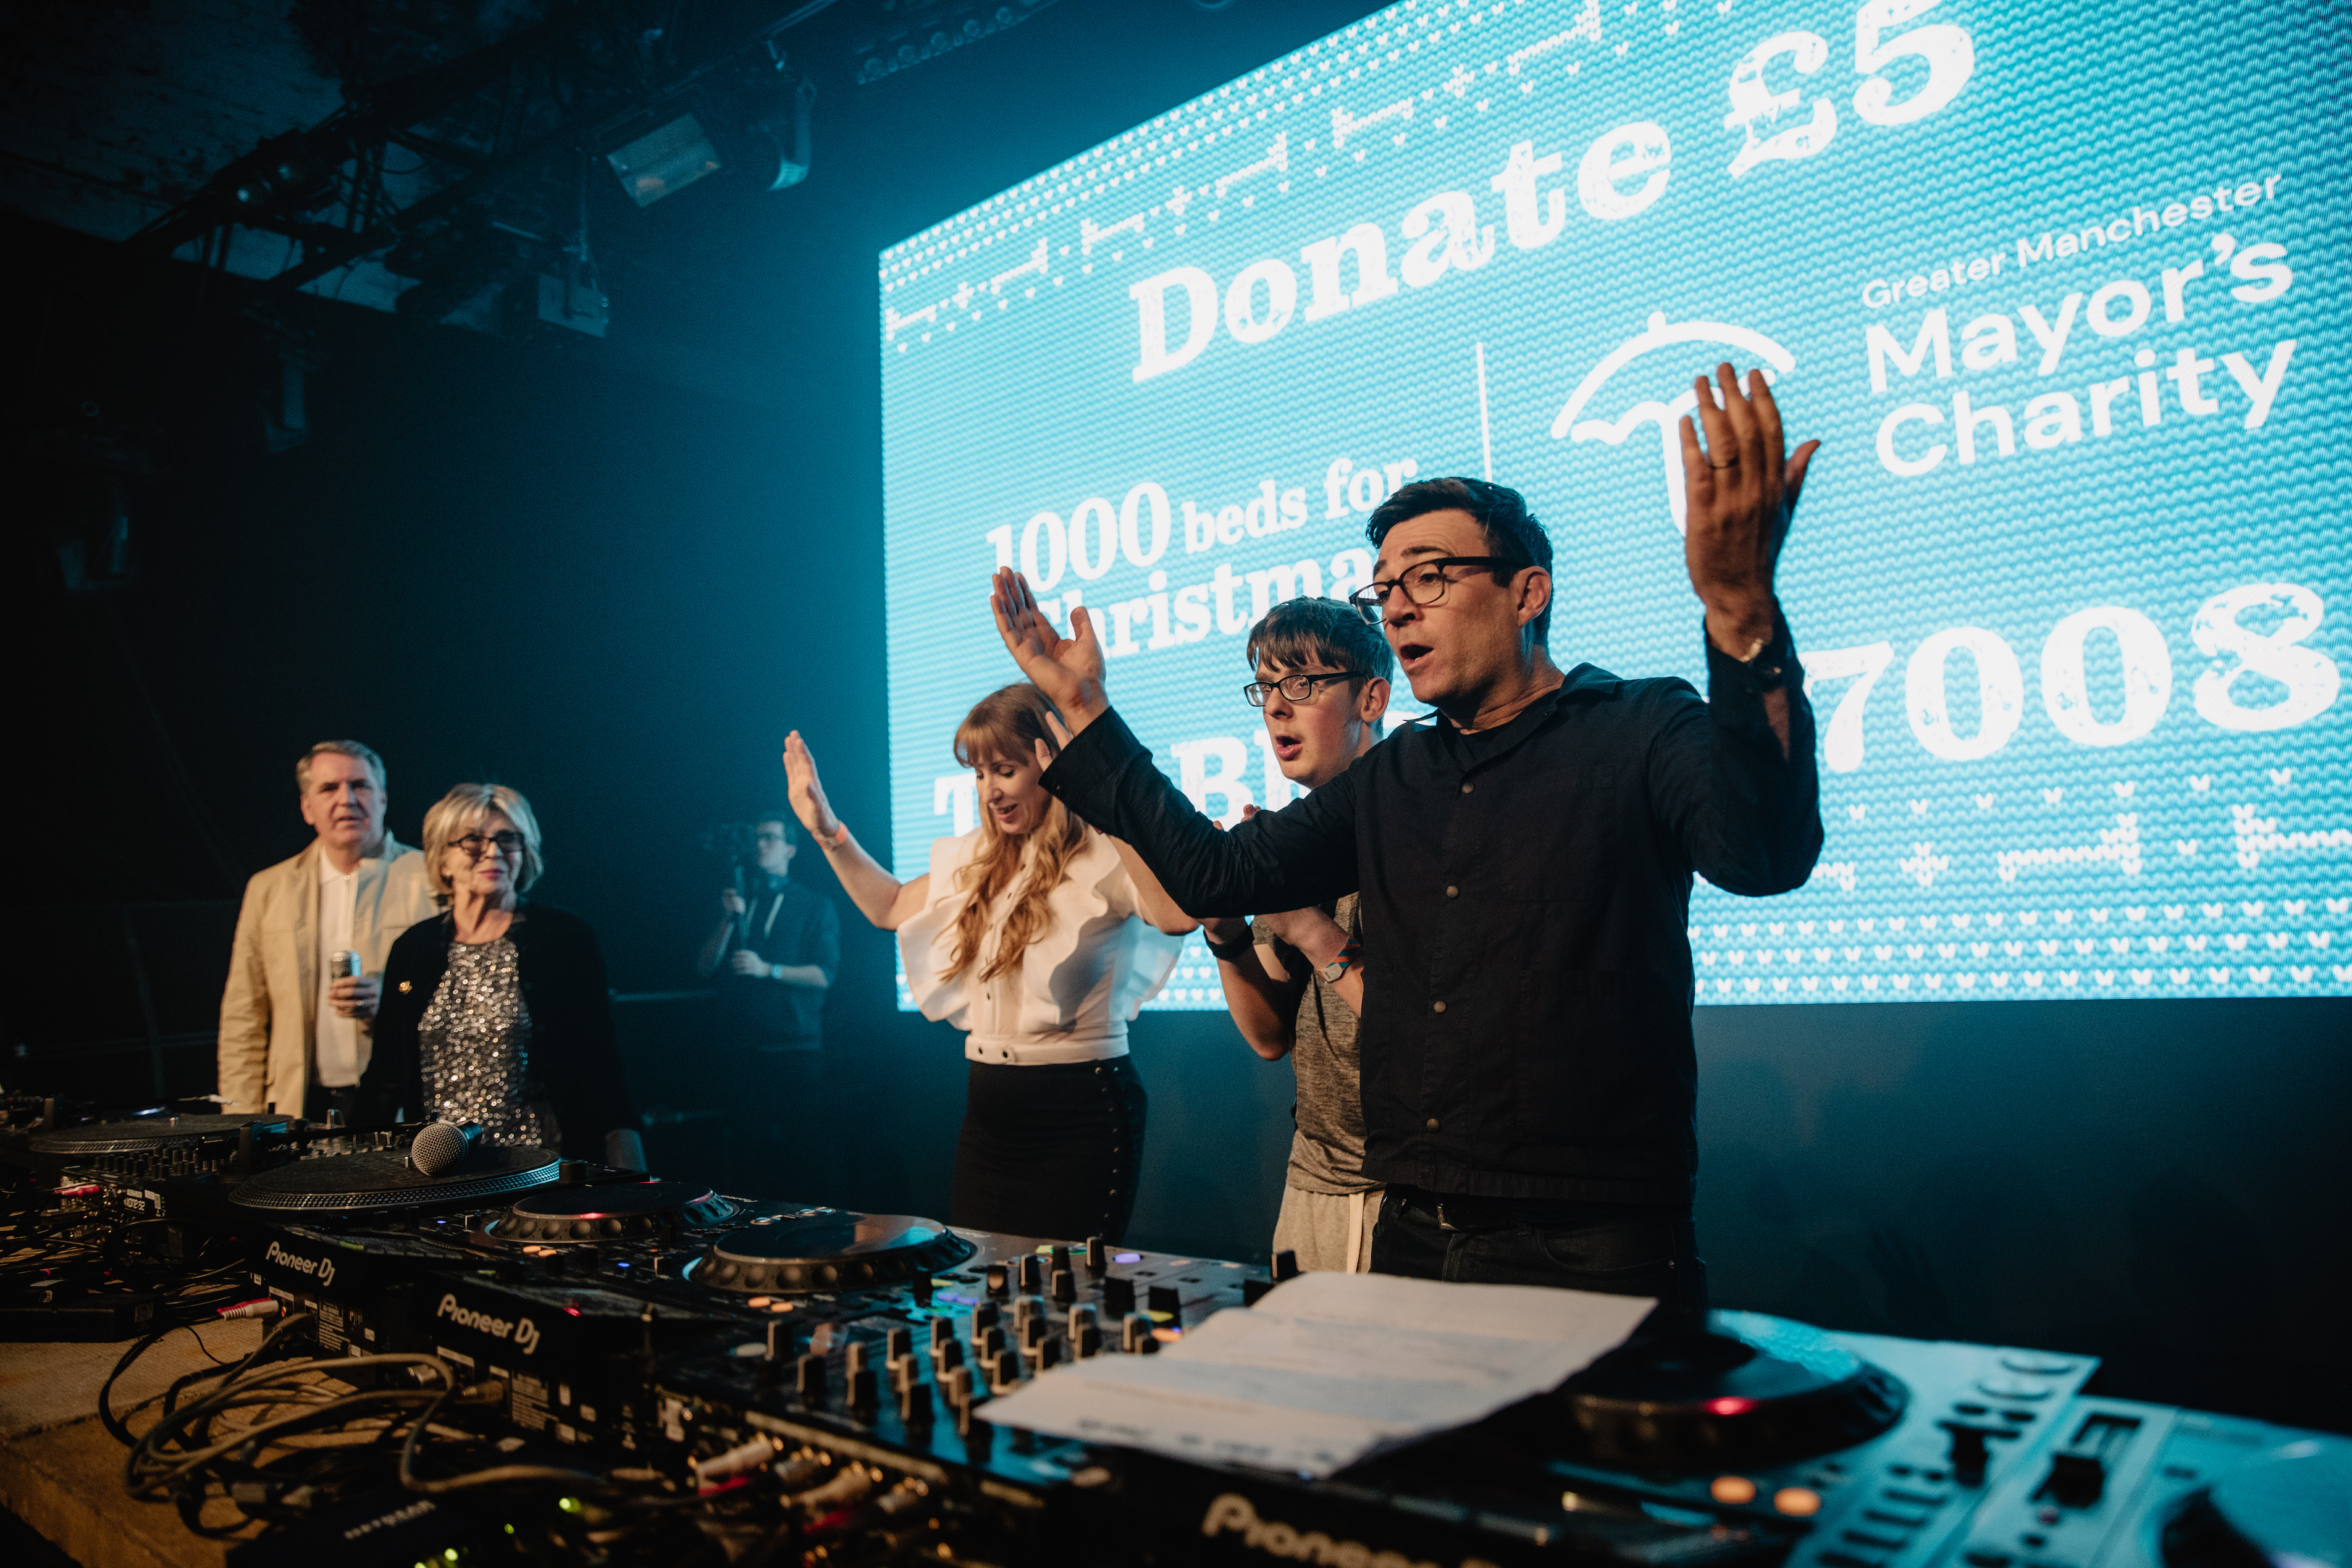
217 740 439 1118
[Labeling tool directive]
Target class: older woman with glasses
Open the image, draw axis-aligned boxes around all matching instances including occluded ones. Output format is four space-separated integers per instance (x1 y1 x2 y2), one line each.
359 783 634 1162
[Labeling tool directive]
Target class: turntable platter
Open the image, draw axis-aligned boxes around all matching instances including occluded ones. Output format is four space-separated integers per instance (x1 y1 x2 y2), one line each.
230 1146 560 1215
687 1210 975 1294
1540 1309 1909 1469
485 1181 736 1243
2162 1447 2352 1568
32 1114 277 1155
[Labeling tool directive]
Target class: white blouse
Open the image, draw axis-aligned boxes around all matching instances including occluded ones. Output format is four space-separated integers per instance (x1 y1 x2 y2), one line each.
898 828 1181 1065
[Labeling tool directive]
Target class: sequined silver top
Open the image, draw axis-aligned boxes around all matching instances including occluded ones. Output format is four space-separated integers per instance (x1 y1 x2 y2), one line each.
416 936 548 1147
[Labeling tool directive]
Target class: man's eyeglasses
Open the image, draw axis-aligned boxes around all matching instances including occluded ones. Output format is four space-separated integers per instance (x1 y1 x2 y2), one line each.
1346 556 1519 625
1244 670 1364 706
452 831 525 860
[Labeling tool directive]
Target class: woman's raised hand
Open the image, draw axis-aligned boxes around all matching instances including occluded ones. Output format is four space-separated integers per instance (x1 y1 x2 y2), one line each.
781 731 843 844
991 568 1108 733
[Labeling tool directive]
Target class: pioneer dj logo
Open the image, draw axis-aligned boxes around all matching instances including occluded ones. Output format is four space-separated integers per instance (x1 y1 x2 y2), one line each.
262 1241 335 1288
1201 1493 1495 1568
435 1293 541 1355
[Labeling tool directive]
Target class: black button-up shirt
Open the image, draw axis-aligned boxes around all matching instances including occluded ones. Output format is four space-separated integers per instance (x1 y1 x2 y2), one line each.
1042 620 1821 1207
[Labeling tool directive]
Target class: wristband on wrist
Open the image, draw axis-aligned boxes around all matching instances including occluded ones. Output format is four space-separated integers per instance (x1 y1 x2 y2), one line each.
1319 938 1363 984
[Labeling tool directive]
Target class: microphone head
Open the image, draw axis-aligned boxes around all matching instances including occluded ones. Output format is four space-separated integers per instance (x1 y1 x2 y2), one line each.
410 1120 484 1177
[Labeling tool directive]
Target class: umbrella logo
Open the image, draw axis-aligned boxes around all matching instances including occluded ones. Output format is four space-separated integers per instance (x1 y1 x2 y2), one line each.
1549 311 1797 536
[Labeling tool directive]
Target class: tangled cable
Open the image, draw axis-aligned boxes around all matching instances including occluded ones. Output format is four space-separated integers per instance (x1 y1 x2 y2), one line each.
104 1307 643 1544
0 1190 253 1331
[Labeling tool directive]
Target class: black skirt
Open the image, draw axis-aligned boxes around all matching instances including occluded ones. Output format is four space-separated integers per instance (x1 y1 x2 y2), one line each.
950 1057 1146 1242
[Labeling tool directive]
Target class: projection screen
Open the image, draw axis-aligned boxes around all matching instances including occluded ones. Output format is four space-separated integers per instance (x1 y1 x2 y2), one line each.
880 0 2346 1007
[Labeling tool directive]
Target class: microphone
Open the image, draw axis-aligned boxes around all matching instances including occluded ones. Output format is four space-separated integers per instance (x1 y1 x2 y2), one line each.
409 1120 485 1177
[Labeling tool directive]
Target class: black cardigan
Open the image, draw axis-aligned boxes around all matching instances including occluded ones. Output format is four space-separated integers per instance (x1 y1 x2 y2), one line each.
359 902 634 1160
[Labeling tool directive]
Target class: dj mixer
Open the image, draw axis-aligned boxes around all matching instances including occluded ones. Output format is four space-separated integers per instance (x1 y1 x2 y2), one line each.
4 1106 2343 1568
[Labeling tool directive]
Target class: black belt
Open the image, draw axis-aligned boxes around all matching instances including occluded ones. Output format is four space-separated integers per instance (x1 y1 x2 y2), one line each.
1390 1185 1682 1231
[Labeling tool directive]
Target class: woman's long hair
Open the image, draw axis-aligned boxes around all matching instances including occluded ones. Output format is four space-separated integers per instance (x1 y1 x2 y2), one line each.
945 684 1087 984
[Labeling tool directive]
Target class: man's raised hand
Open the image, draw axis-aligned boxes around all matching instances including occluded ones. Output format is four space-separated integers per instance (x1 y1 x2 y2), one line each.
1679 363 1820 658
991 568 1108 732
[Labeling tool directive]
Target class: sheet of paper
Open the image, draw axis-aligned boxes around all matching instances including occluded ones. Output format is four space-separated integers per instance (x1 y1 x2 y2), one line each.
981 1271 1654 1477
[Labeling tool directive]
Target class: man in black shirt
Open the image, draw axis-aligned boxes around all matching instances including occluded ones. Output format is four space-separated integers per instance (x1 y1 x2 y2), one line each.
696 814 841 1192
989 366 1821 1313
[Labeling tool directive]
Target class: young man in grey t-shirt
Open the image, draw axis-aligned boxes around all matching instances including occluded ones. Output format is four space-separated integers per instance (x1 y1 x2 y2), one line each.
1201 598 1394 1272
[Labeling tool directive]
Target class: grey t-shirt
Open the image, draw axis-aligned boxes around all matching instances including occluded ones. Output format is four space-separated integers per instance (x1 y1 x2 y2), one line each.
1254 894 1377 1196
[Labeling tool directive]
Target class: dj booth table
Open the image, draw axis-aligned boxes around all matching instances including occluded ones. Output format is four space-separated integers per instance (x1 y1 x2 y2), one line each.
0 1324 266 1566
5 1111 2346 1568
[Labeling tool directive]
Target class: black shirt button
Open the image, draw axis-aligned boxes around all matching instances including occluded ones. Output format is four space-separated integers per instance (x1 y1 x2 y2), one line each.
1445 885 1459 898
1432 999 1447 1014
1460 782 1474 794
1424 1118 1440 1132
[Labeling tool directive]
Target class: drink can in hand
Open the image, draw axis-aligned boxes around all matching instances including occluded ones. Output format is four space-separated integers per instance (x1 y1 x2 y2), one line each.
330 949 362 979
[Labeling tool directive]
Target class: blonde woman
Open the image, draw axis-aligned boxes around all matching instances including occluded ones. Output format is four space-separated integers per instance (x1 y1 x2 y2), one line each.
784 684 1196 1240
359 783 632 1160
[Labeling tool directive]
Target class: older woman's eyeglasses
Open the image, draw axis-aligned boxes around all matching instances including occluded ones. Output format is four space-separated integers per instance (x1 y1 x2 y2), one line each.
1243 671 1363 706
1346 556 1518 625
452 831 524 860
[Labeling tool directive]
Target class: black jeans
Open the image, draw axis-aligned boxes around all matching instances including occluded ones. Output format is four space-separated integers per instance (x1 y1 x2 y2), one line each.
1371 1187 1708 1323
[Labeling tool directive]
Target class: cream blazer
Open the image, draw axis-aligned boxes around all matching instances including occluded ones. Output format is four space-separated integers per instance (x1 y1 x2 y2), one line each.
216 839 437 1114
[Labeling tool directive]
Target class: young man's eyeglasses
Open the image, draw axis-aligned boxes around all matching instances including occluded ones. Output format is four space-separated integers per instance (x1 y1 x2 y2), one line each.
1243 670 1364 707
452 831 525 860
1346 556 1520 626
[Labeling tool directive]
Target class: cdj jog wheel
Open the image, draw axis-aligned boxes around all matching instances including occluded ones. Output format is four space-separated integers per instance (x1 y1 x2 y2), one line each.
483 1181 737 1244
230 1147 561 1216
687 1211 975 1294
1535 1310 1910 1469
31 1115 279 1155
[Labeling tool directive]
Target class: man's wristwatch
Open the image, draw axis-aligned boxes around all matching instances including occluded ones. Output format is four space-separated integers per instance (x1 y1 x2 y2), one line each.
1320 939 1362 983
1719 608 1792 682
1204 930 1255 963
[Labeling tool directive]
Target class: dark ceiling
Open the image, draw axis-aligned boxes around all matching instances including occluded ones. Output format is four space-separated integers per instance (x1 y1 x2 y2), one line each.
1 0 1392 413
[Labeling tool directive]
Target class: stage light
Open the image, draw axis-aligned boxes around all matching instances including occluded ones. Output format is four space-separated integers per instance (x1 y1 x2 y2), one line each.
750 77 818 192
225 132 344 220
851 0 1061 86
534 269 607 337
607 116 721 208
